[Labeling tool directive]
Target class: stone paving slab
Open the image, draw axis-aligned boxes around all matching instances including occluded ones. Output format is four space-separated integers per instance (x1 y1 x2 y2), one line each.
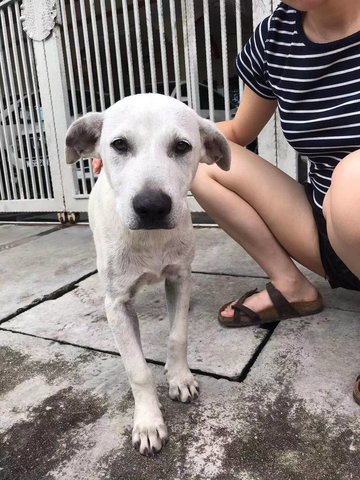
1 329 359 480
248 309 360 411
1 224 359 479
3 273 271 378
193 227 266 277
0 226 96 321
0 224 54 247
194 228 360 312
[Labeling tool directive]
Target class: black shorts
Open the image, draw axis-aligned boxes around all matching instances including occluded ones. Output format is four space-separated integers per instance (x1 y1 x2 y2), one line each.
304 183 360 291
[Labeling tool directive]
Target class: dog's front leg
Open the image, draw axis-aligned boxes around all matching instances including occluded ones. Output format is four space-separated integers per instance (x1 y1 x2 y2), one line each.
165 271 199 402
105 295 168 455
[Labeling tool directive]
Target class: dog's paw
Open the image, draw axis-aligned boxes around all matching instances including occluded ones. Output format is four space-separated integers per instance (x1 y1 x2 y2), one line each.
132 418 168 456
167 371 199 403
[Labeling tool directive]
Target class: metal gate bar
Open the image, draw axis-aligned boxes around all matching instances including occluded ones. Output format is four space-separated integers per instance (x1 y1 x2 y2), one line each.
145 0 157 92
169 0 181 100
122 0 135 95
220 0 230 120
79 0 96 112
203 0 214 122
0 0 56 207
70 0 88 191
133 0 145 93
101 0 115 104
235 0 243 100
157 0 169 96
111 0 125 99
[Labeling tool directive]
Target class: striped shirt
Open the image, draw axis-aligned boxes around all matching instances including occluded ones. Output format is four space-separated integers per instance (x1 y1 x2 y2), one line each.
236 2 360 209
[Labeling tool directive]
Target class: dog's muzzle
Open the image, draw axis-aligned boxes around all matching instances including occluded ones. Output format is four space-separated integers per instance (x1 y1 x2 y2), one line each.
132 189 173 229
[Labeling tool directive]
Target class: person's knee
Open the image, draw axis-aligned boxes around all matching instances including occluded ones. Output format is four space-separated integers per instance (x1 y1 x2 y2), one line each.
191 163 220 195
332 150 360 186
326 151 360 246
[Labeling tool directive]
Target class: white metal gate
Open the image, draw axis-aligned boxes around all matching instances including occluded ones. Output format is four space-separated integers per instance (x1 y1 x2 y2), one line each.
0 0 296 215
0 0 66 212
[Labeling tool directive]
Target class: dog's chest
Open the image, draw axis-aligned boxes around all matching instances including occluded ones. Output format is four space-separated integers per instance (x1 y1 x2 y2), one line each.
122 234 193 288
122 247 189 298
132 238 191 273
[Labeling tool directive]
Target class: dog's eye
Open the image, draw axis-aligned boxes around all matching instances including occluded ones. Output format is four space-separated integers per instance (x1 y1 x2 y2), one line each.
174 140 192 155
112 138 129 153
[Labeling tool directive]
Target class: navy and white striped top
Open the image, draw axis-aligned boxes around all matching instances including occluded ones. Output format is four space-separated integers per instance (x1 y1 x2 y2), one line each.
236 2 360 209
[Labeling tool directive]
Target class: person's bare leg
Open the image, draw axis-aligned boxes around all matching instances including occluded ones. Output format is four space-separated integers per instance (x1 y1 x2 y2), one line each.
323 150 360 278
322 150 360 406
191 141 325 318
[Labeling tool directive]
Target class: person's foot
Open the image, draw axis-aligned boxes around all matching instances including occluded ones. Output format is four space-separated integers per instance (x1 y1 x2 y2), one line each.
220 278 320 319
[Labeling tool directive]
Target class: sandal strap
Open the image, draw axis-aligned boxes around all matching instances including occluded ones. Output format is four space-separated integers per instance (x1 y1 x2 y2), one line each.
231 289 261 324
265 282 299 319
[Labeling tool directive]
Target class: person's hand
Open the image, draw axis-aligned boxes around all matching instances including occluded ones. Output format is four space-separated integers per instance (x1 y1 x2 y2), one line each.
92 158 103 174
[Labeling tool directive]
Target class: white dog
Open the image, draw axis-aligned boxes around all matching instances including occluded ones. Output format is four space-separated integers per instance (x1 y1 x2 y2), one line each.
65 93 230 455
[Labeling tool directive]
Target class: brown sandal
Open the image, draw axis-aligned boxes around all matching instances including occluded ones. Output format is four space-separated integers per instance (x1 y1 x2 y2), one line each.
353 375 360 406
218 282 323 328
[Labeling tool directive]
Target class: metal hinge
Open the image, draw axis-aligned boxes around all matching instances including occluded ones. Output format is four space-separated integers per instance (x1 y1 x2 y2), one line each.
57 212 80 224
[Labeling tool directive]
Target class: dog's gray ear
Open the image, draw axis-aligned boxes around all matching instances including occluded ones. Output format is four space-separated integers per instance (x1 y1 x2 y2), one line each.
199 118 231 171
65 112 104 164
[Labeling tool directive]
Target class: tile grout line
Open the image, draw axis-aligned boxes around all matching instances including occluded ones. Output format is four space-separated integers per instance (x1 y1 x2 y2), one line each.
0 320 278 384
0 270 266 328
191 270 269 280
235 323 278 382
0 270 98 325
0 225 72 252
0 326 241 382
2 259 356 326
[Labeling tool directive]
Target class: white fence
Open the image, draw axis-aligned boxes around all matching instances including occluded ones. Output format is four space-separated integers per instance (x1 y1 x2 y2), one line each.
0 0 296 216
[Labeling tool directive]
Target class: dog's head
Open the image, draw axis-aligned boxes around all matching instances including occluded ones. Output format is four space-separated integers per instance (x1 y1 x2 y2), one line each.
65 93 230 230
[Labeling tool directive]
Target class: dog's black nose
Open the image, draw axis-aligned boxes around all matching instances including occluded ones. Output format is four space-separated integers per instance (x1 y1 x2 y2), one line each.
133 190 172 221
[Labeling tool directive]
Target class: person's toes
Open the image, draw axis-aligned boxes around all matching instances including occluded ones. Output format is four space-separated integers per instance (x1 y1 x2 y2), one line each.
221 305 233 318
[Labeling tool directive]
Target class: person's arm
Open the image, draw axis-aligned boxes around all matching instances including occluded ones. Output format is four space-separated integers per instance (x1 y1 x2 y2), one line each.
217 84 277 146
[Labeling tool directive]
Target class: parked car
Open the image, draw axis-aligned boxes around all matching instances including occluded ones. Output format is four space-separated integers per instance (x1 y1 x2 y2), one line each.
0 89 109 167
0 90 110 197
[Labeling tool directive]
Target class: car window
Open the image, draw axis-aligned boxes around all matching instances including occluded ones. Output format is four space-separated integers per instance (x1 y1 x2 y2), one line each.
181 83 188 97
156 84 165 94
198 86 226 110
67 90 111 116
199 85 209 110
213 91 225 110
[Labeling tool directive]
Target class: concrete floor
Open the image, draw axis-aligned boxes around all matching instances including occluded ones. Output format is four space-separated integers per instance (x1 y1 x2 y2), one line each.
0 224 359 479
